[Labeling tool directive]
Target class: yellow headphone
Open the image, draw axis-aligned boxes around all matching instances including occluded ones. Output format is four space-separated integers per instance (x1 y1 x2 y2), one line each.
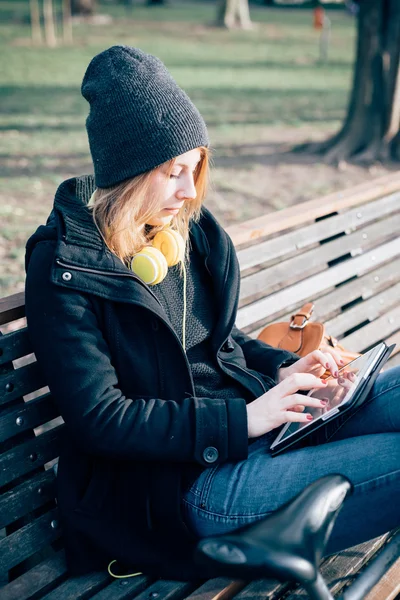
130 229 185 285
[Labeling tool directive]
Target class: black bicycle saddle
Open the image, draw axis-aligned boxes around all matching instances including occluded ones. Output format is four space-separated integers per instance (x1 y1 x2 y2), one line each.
195 474 352 584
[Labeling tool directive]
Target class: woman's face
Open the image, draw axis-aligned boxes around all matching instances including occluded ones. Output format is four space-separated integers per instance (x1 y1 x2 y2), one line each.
145 148 201 227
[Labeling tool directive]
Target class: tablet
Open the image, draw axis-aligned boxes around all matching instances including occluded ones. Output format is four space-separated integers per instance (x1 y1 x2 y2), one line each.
270 341 394 455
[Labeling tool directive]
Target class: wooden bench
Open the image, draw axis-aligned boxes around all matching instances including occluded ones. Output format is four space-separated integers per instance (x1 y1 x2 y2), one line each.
1 173 400 600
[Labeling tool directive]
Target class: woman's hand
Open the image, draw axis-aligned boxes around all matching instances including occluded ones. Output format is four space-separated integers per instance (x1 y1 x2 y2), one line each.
278 349 344 383
246 373 329 438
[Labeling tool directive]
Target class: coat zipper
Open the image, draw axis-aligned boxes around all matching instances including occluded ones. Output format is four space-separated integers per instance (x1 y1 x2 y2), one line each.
220 356 267 395
55 258 196 394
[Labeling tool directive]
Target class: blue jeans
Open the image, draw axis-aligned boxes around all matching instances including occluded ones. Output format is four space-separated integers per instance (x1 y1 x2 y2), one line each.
182 365 400 554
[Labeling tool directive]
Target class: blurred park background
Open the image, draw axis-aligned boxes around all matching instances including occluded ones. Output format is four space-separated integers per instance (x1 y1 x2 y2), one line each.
1 0 399 297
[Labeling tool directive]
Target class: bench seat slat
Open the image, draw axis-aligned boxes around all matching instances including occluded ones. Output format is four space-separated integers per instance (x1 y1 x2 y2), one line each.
0 425 63 488
0 508 61 573
0 469 56 530
0 394 60 444
233 579 291 599
0 362 48 407
0 328 32 367
88 575 151 600
184 578 246 600
129 581 195 600
40 571 111 600
237 192 400 271
240 212 400 305
237 238 400 331
0 550 67 600
284 534 391 599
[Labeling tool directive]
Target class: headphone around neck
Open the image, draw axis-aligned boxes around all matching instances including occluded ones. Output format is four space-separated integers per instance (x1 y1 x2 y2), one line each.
130 228 185 285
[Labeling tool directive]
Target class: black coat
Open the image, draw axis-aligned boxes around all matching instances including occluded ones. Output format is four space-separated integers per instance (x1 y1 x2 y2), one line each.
25 175 298 579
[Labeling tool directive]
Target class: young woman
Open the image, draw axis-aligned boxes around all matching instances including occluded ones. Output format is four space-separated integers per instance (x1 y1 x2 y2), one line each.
25 46 400 580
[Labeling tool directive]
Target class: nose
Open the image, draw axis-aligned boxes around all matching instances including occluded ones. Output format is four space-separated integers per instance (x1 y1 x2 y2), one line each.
177 172 197 201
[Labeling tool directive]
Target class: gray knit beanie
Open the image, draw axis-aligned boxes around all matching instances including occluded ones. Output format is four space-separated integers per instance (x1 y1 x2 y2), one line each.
81 45 209 188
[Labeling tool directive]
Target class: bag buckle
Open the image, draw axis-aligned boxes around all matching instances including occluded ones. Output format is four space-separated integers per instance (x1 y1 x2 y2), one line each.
290 314 310 330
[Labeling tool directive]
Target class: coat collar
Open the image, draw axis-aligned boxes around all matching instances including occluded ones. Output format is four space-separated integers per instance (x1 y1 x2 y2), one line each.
30 175 240 350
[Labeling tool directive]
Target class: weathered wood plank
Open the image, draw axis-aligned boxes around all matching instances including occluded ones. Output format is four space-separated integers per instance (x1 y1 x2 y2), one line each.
88 575 151 600
0 550 67 600
0 469 56 530
248 258 400 340
0 424 63 487
0 361 47 406
236 191 400 271
283 534 390 599
131 580 195 600
40 571 111 600
341 304 400 352
0 293 25 327
364 557 400 600
0 508 61 573
184 578 246 600
229 579 292 599
323 282 400 338
239 212 400 304
0 394 60 444
226 173 400 247
0 328 32 367
237 238 400 331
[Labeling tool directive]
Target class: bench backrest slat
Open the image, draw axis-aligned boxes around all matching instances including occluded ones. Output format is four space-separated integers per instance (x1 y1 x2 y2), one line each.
0 362 48 407
0 425 63 488
0 469 56 530
238 239 400 332
323 282 400 338
236 191 400 271
239 211 400 306
0 507 60 574
0 394 60 444
0 328 32 366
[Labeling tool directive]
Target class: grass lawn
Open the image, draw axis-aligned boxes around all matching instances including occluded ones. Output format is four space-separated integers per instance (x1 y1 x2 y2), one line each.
0 1 379 296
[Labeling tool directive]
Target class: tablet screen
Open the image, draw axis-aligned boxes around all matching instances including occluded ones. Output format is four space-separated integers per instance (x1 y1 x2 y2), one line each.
271 344 384 448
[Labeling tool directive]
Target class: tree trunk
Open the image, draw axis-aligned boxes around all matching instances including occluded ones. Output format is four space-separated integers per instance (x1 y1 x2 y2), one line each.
43 0 57 47
71 0 97 16
63 0 73 44
311 0 400 164
29 0 43 45
216 0 252 30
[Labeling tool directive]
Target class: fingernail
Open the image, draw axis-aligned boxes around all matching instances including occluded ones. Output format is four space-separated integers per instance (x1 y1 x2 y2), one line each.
334 371 339 377
325 363 330 369
340 359 345 365
320 400 328 406
306 414 313 421
320 379 328 384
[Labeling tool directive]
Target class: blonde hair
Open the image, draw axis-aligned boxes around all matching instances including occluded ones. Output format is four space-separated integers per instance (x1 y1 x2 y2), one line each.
88 147 210 268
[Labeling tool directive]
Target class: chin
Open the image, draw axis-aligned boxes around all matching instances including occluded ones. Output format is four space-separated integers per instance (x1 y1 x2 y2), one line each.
146 214 173 227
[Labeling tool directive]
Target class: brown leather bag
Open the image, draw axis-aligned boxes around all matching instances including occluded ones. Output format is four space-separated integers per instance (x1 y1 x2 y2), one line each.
258 302 360 376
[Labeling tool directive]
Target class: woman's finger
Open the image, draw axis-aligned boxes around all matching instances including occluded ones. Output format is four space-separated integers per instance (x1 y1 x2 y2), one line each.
282 393 328 410
280 372 328 395
285 411 315 423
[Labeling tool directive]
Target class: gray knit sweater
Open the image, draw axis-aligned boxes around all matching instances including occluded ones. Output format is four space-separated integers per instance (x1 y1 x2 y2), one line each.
151 248 253 403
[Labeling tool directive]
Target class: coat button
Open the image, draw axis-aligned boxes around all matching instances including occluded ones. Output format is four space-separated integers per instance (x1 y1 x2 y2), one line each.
62 272 72 281
203 447 219 463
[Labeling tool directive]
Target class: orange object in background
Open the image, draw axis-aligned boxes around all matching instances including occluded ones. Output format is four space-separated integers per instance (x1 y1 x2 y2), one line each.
313 6 325 29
